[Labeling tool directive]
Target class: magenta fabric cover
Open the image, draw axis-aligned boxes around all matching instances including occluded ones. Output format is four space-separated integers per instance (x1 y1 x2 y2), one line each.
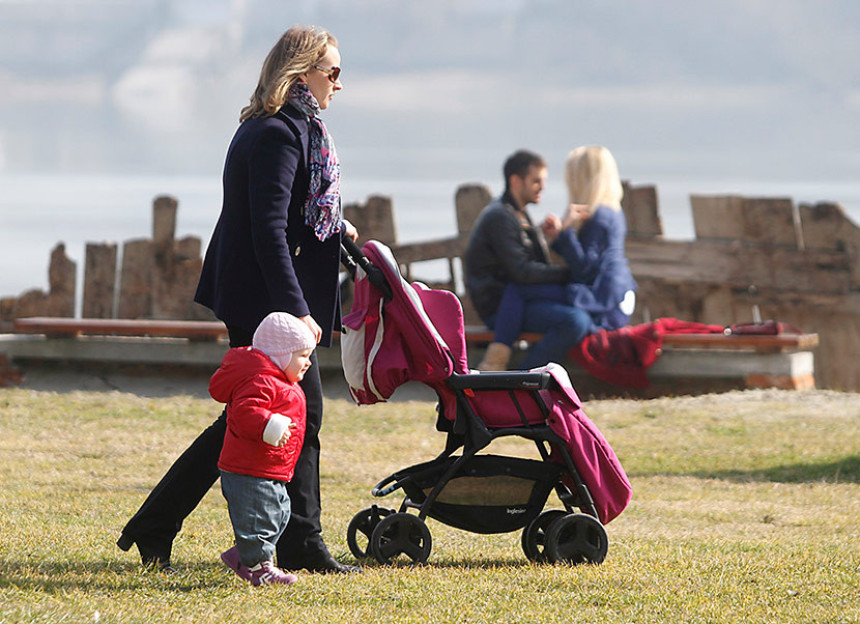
465 364 632 524
539 364 632 524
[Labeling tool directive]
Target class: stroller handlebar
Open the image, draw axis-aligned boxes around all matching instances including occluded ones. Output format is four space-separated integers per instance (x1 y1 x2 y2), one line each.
371 473 400 497
340 238 394 300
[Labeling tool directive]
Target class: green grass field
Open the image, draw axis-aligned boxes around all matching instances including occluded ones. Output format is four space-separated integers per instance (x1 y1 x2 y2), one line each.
1 387 857 623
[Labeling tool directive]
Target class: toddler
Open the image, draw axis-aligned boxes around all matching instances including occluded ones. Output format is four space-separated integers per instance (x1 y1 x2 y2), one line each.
210 311 316 586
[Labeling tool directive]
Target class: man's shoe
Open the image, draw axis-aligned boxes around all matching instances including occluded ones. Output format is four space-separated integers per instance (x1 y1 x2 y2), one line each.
477 342 512 371
291 550 361 574
147 561 178 574
117 533 173 571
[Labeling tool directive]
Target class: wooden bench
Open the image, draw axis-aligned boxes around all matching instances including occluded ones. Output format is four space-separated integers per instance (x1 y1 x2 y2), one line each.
2 317 344 372
2 316 819 395
464 325 819 353
12 317 229 341
464 325 819 393
2 317 229 371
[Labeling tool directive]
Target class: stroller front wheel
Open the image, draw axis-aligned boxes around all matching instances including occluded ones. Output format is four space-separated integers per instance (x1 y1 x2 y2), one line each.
546 513 608 565
347 506 396 559
369 512 432 566
522 509 568 563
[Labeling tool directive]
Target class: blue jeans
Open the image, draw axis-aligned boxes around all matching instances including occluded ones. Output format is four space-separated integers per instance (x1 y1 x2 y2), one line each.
220 471 291 567
493 283 571 346
518 300 592 370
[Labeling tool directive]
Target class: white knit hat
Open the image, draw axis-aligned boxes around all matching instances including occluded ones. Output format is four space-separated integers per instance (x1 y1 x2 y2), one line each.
253 312 316 370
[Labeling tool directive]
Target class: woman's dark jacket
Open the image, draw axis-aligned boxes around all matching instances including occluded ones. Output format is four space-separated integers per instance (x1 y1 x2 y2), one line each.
195 104 342 347
464 192 570 322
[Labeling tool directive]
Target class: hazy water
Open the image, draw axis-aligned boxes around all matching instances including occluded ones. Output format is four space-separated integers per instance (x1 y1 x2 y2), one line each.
1 167 859 308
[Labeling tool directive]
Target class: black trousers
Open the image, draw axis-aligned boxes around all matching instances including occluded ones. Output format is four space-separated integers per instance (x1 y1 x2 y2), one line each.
121 328 325 567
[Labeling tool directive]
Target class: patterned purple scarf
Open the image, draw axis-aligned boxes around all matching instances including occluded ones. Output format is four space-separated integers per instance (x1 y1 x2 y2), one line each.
288 82 342 241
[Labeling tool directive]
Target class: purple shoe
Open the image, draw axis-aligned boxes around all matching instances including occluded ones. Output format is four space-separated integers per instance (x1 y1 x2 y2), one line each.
220 546 252 581
248 561 298 587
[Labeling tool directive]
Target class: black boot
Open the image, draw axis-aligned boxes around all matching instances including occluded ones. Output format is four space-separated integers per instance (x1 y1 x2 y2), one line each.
117 533 175 573
286 547 361 574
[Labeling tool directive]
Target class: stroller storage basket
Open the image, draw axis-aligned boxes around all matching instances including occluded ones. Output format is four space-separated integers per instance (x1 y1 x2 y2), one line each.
399 454 562 534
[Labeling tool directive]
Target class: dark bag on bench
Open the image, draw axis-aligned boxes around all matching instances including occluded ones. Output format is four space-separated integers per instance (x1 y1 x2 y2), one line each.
728 320 803 336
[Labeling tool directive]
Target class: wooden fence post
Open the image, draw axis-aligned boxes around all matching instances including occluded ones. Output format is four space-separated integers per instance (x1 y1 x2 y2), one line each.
82 243 117 319
455 184 492 234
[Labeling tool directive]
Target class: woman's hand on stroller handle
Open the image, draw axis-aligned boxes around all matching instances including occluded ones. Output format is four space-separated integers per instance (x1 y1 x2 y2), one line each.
342 219 359 241
340 238 394 300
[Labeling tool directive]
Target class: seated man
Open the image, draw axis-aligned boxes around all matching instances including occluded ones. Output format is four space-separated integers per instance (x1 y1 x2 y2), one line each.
464 149 591 370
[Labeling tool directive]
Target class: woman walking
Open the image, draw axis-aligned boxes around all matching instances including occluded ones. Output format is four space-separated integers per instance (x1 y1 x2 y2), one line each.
117 24 359 574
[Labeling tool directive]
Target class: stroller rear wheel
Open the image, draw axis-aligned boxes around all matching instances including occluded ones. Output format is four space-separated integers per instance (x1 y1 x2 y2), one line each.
521 509 567 563
546 513 608 565
347 506 395 559
369 512 432 565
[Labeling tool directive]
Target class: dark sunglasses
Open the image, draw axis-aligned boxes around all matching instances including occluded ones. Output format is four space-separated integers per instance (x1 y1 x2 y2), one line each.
313 65 341 84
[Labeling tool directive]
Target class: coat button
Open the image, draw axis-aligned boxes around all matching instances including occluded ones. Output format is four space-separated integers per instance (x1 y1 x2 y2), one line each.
294 246 301 256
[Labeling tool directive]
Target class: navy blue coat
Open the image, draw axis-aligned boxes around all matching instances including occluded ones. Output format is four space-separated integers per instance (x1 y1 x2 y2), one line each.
552 205 637 332
195 104 342 347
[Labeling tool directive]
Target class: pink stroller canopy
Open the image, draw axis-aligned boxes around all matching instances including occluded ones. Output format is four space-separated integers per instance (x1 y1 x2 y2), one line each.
341 240 468 405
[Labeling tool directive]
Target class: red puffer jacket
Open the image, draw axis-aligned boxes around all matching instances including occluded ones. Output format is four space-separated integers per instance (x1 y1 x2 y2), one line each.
210 347 306 482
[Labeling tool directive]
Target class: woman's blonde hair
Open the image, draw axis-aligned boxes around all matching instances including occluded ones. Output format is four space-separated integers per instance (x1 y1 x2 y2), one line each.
240 25 337 122
564 145 624 213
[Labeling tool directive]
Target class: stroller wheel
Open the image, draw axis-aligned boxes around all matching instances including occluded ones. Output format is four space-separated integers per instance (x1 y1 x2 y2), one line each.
369 512 432 566
546 513 608 565
521 509 567 563
347 506 395 559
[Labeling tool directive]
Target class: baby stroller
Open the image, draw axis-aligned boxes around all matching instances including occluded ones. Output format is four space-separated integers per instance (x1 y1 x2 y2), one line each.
339 239 632 566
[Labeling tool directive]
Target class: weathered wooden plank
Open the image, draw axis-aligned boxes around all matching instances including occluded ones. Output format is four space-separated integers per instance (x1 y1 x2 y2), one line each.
661 332 818 351
13 317 227 340
742 197 800 247
383 232 852 297
47 244 77 317
390 234 468 265
799 201 860 289
117 239 155 319
152 254 206 320
1 244 77 321
626 239 853 293
692 195 800 247
621 182 663 238
455 183 492 234
345 195 397 245
461 324 818 351
798 201 856 250
82 243 117 319
691 195 745 240
153 195 178 245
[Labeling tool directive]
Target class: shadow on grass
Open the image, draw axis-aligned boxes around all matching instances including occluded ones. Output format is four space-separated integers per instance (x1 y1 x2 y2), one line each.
0 557 544 591
632 455 859 484
0 560 235 592
349 557 534 570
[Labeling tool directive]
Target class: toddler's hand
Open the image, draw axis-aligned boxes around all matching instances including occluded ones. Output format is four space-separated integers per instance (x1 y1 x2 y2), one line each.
276 416 295 447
